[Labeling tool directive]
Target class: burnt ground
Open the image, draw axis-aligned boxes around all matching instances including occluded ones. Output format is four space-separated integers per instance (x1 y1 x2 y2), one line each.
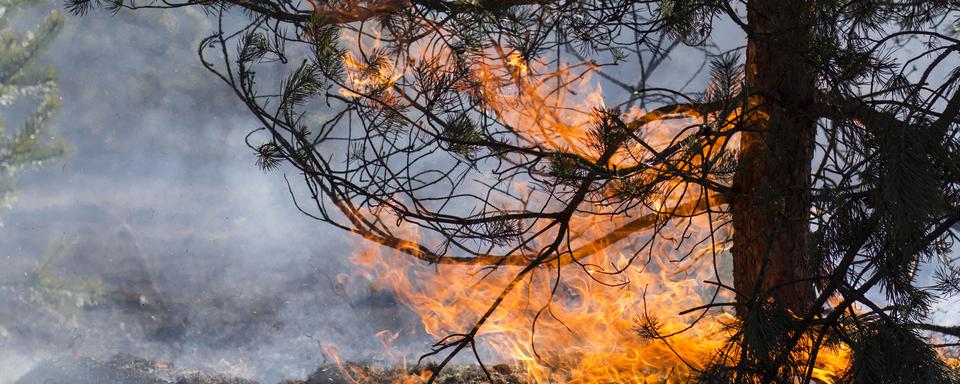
0 203 431 382
14 354 525 384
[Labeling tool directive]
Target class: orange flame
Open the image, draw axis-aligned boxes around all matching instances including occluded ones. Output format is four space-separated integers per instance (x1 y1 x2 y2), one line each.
329 20 850 383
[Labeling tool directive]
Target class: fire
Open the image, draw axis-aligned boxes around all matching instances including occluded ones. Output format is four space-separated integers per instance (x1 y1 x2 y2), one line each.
330 19 851 383
349 202 850 383
506 51 529 76
339 51 402 98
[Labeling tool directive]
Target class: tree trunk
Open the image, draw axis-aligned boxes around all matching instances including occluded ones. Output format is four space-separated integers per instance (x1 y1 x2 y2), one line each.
731 0 817 315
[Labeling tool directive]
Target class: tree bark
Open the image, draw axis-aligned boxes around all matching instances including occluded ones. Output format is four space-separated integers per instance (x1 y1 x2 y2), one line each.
731 0 817 315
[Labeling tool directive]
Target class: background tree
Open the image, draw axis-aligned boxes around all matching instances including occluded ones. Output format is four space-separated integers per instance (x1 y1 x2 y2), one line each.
0 0 66 221
69 0 960 383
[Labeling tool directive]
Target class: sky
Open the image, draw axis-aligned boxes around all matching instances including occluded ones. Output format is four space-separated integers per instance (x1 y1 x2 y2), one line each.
0 2 957 384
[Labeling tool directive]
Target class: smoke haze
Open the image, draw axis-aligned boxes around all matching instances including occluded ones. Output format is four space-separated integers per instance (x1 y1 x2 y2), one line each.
0 3 956 383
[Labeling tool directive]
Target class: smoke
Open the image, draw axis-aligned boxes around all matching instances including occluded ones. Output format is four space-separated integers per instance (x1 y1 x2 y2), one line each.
0 4 956 383
0 4 427 383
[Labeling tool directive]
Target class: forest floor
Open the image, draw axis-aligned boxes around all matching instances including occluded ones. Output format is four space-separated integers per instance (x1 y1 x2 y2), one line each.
14 354 526 384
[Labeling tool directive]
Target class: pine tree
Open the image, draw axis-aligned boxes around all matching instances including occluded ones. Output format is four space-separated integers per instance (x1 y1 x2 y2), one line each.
0 0 66 220
68 1 960 382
